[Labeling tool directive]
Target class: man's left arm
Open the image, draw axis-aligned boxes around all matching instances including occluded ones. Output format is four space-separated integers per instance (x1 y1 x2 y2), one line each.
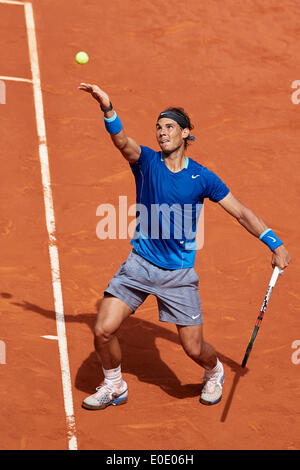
218 192 291 270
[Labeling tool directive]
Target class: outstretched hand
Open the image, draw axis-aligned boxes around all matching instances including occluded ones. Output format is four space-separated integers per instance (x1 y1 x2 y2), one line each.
78 83 111 109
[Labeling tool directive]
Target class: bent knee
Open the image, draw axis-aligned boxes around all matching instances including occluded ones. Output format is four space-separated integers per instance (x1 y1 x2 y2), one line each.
183 341 202 361
94 324 114 344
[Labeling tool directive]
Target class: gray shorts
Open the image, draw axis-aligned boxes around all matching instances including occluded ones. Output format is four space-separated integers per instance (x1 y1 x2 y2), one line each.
104 249 203 326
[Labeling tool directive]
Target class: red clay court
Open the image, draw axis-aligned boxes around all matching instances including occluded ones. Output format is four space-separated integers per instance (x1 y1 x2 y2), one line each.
0 0 299 451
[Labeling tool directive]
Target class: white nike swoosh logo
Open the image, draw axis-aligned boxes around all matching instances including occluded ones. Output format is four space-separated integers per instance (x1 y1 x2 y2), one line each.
267 236 276 242
192 175 200 179
192 314 201 319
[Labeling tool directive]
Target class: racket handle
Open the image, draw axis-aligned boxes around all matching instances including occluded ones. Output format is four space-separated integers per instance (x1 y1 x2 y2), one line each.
270 266 283 288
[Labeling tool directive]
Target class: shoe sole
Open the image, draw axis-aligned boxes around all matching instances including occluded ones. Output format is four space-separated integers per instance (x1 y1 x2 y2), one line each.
82 397 128 410
200 395 222 406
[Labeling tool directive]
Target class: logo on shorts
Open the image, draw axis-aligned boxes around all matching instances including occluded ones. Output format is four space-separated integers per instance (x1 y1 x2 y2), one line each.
192 314 201 320
192 175 200 179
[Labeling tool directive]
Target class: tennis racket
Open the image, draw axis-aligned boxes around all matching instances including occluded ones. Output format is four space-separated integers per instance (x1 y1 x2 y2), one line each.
241 266 283 368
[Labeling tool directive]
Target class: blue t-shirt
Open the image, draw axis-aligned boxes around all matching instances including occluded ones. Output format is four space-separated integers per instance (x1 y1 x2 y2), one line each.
130 146 230 269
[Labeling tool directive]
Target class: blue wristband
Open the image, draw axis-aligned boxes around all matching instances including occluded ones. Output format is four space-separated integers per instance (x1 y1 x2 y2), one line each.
104 111 123 135
259 228 283 251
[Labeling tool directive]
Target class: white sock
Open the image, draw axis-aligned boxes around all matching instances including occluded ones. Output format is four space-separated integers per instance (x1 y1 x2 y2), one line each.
205 358 222 372
102 365 124 389
212 358 222 371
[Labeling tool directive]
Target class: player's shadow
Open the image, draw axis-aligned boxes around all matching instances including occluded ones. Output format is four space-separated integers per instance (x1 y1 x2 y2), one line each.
76 319 201 399
5 294 199 399
3 292 247 404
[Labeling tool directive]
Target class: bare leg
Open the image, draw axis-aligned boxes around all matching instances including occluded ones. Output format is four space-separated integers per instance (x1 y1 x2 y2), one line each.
94 294 133 370
176 324 217 370
82 295 133 409
176 324 225 406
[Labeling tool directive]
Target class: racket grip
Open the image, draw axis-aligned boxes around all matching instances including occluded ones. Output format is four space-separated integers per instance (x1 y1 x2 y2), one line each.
269 266 283 288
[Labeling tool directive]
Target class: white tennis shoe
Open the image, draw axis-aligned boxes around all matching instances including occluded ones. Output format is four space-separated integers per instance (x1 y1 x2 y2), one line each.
82 380 128 410
200 360 224 406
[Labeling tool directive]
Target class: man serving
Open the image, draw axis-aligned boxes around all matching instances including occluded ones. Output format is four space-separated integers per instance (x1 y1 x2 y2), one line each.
79 83 291 409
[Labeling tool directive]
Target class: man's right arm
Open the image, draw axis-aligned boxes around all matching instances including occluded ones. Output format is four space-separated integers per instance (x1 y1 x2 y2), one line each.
78 83 141 164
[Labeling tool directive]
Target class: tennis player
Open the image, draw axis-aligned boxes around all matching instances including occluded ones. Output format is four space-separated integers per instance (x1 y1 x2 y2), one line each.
79 83 291 410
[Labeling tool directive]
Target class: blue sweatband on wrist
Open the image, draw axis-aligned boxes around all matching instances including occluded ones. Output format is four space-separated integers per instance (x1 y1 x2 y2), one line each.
104 111 123 135
259 228 283 251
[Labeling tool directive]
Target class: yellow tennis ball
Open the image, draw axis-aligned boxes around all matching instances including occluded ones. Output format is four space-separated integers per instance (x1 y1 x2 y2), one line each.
75 51 89 64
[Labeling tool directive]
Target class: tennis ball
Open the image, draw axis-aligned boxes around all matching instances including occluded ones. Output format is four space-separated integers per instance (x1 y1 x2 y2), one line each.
75 51 89 64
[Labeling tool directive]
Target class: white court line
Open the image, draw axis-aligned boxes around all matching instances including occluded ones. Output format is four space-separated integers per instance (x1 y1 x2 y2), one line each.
0 1 78 450
23 2 78 451
0 75 32 83
41 335 59 341
0 0 25 4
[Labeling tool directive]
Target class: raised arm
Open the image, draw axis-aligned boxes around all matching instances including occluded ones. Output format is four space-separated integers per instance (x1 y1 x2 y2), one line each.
218 192 291 270
78 83 141 164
